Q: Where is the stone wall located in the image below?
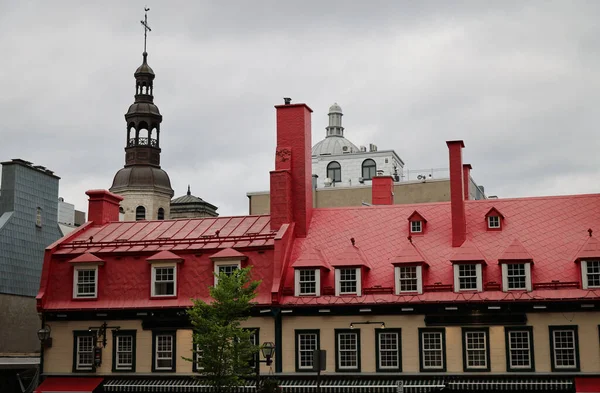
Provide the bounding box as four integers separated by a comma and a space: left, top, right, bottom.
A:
0, 294, 39, 354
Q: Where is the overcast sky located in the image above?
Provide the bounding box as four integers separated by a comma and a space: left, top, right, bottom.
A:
1, 1, 599, 216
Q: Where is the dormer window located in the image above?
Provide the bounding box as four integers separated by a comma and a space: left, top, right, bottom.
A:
407, 211, 427, 235
581, 260, 600, 289
294, 269, 321, 296
69, 252, 104, 300
488, 216, 500, 229
209, 248, 247, 286
147, 251, 184, 298
485, 207, 504, 231
335, 268, 361, 296
501, 263, 532, 291
214, 261, 241, 285
454, 264, 482, 292
394, 265, 423, 294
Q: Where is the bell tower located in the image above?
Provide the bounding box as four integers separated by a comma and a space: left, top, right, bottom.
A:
110, 8, 174, 221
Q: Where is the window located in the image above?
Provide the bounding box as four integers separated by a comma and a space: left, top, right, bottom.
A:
454, 263, 482, 292
335, 268, 361, 296
376, 329, 401, 372
36, 207, 42, 228
248, 329, 259, 371
213, 261, 241, 286
462, 328, 490, 371
505, 327, 534, 371
419, 328, 446, 371
136, 206, 146, 221
395, 265, 423, 294
193, 344, 203, 372
112, 330, 136, 372
502, 263, 531, 291
295, 269, 320, 296
157, 208, 165, 220
410, 220, 422, 233
362, 159, 377, 180
295, 330, 320, 371
73, 266, 98, 298
327, 161, 341, 183
549, 326, 579, 371
152, 331, 176, 371
152, 265, 176, 297
582, 260, 600, 289
488, 216, 500, 228
73, 331, 95, 372
335, 329, 360, 371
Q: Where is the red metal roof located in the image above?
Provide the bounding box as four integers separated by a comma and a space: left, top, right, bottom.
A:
146, 250, 183, 262
282, 194, 600, 305
210, 248, 247, 260
330, 245, 371, 269
68, 252, 104, 264
291, 248, 330, 270
449, 240, 487, 264
390, 242, 428, 265
498, 239, 533, 262
575, 236, 600, 261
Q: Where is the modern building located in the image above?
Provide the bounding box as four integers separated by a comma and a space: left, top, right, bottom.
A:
169, 186, 218, 219
109, 49, 175, 221
247, 103, 485, 215
58, 197, 86, 236
35, 102, 600, 393
0, 159, 63, 392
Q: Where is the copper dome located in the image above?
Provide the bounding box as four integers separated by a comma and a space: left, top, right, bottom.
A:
110, 166, 174, 196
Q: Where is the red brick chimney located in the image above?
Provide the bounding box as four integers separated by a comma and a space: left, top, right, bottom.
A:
462, 164, 472, 201
447, 141, 466, 247
270, 100, 313, 237
372, 175, 394, 205
86, 189, 123, 225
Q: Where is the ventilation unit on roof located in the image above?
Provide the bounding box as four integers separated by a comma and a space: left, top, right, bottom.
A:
369, 144, 378, 152
360, 146, 367, 152
342, 146, 349, 153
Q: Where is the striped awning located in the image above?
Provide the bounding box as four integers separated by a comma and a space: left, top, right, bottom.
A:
279, 379, 402, 393
446, 378, 573, 391
103, 379, 256, 392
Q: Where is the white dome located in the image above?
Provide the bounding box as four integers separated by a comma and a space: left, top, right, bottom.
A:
329, 103, 342, 114
312, 136, 360, 156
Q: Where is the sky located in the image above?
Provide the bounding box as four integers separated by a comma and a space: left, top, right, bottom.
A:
1, 1, 599, 216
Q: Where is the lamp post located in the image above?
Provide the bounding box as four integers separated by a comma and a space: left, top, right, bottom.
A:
256, 342, 275, 390
37, 324, 52, 348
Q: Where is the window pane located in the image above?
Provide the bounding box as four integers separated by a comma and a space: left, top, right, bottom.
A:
507, 264, 527, 290
339, 269, 357, 294
76, 269, 96, 297
378, 332, 399, 369
508, 331, 531, 368
77, 335, 94, 370
299, 270, 317, 295
421, 332, 443, 369
458, 264, 477, 290
154, 267, 175, 296
338, 333, 358, 369
399, 266, 417, 292
299, 333, 318, 369
587, 261, 600, 288
465, 331, 487, 368
156, 335, 173, 369
553, 330, 576, 368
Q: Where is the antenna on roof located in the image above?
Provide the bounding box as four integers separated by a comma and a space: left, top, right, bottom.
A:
589, 228, 593, 237
350, 237, 356, 246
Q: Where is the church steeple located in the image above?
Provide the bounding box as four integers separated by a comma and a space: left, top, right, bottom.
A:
326, 102, 344, 137
123, 8, 163, 167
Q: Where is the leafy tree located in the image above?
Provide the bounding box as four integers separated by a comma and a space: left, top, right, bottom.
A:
187, 267, 261, 392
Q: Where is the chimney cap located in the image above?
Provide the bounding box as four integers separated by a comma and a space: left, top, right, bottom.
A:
283, 97, 292, 105
463, 163, 472, 169
446, 140, 465, 148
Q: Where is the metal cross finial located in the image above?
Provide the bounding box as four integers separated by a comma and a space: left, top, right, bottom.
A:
140, 7, 152, 53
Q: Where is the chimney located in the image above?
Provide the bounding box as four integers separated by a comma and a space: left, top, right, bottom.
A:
462, 164, 472, 201
372, 175, 394, 205
86, 189, 123, 225
270, 100, 313, 237
447, 141, 466, 247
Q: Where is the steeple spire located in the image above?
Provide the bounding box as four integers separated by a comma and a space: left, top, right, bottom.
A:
187, 185, 191, 196
141, 7, 151, 54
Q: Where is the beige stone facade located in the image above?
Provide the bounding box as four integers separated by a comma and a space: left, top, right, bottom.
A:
116, 189, 172, 221
43, 311, 600, 376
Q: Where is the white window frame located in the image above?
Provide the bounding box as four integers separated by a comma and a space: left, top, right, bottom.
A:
377, 330, 401, 370
155, 333, 174, 371
151, 263, 177, 297
581, 260, 600, 289
507, 330, 532, 370
73, 265, 98, 299
115, 335, 134, 370
421, 331, 444, 370
394, 265, 423, 294
213, 260, 242, 286
551, 328, 578, 370
76, 335, 95, 371
464, 330, 488, 369
337, 331, 359, 370
294, 269, 320, 296
297, 332, 319, 370
453, 263, 482, 292
410, 220, 422, 233
502, 263, 532, 292
487, 215, 500, 228
194, 344, 204, 371
335, 268, 361, 296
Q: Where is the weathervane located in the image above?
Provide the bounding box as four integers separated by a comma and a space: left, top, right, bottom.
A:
140, 7, 151, 53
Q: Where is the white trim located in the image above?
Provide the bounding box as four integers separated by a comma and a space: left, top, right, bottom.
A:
213, 260, 242, 286
73, 265, 98, 299
335, 268, 361, 296
453, 264, 460, 293
454, 263, 482, 292
501, 263, 532, 292
337, 331, 359, 370
582, 260, 588, 289
115, 335, 134, 370
501, 264, 508, 292
294, 269, 320, 296
487, 215, 500, 228
410, 220, 422, 233
151, 263, 177, 297
394, 265, 423, 294
377, 331, 400, 370
154, 333, 174, 371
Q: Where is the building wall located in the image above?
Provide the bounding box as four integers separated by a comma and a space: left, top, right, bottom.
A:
249, 180, 451, 215
57, 199, 75, 226
0, 294, 39, 353
117, 189, 172, 221
43, 317, 274, 375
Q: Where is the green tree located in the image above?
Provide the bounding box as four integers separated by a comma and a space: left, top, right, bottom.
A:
187, 267, 261, 392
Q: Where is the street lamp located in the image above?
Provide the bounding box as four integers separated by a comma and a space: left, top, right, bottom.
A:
37, 324, 52, 348
256, 342, 276, 389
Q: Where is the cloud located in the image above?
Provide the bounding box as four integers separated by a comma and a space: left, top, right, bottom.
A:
1, 1, 599, 216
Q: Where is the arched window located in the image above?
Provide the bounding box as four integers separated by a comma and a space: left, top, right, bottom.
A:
327, 161, 341, 183
157, 208, 165, 220
136, 206, 146, 221
362, 159, 377, 180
